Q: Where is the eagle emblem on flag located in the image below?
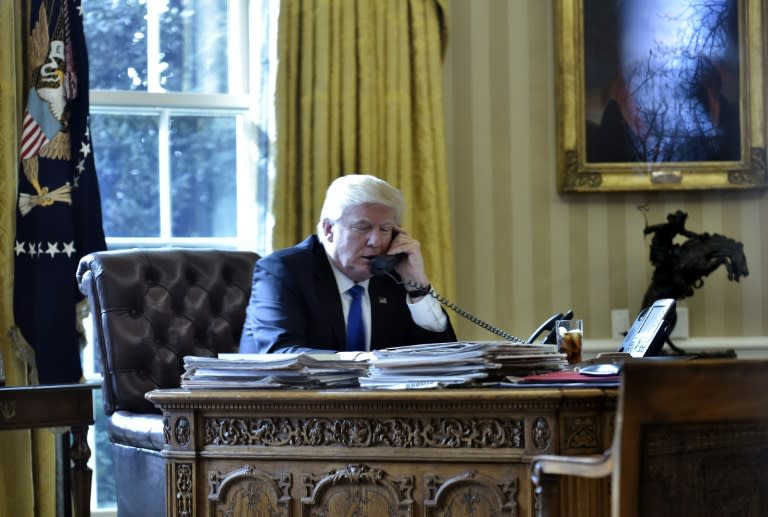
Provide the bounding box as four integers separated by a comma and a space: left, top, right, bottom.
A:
14, 0, 107, 384
19, 2, 78, 216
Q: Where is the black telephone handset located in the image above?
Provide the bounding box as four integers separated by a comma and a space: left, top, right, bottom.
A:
369, 253, 573, 344
526, 309, 574, 344
370, 229, 408, 276
370, 253, 406, 276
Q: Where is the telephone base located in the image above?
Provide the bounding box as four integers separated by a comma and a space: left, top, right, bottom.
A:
575, 351, 701, 375
574, 353, 634, 374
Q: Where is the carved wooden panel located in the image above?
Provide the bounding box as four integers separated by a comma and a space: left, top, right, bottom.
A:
204, 416, 525, 449
207, 465, 291, 517
301, 464, 414, 517
424, 470, 520, 517
165, 412, 195, 450
170, 462, 194, 516
561, 414, 601, 451
640, 421, 768, 517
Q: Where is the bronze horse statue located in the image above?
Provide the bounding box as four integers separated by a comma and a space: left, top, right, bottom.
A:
641, 210, 749, 309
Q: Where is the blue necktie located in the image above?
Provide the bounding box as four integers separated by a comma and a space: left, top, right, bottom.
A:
346, 284, 366, 352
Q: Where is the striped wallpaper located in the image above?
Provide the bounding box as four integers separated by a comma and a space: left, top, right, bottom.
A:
442, 0, 768, 342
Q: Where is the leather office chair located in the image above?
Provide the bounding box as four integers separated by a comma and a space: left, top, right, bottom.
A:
531, 359, 768, 517
76, 248, 258, 517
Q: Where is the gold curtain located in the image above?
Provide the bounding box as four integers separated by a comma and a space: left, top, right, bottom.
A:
273, 0, 455, 299
0, 1, 56, 515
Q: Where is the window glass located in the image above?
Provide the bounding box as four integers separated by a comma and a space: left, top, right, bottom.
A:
86, 0, 232, 93
86, 0, 148, 90
169, 115, 237, 237
90, 113, 160, 237
160, 0, 231, 93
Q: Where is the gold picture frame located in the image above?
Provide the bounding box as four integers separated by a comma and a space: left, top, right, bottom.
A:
555, 0, 767, 192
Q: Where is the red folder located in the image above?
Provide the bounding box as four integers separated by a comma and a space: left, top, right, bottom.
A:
518, 370, 621, 384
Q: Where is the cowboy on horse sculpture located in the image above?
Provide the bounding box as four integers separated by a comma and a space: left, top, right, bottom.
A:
641, 209, 749, 309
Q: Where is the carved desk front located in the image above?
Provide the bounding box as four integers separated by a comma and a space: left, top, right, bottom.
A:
146, 387, 617, 517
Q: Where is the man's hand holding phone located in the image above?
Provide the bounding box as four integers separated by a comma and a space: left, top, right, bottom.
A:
386, 226, 431, 300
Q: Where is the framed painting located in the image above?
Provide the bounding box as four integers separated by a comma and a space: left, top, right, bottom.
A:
555, 0, 767, 192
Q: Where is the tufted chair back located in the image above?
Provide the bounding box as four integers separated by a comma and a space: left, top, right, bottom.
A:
77, 248, 259, 415
76, 247, 259, 517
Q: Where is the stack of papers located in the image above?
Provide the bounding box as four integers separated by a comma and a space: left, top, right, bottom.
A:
360, 341, 568, 389
181, 352, 370, 389
180, 342, 568, 390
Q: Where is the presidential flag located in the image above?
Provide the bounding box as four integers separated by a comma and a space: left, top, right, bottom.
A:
14, 0, 107, 384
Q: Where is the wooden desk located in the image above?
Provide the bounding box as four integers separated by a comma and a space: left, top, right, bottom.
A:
147, 387, 617, 517
0, 383, 97, 517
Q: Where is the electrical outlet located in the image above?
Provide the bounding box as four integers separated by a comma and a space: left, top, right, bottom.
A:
670, 306, 689, 339
611, 309, 630, 340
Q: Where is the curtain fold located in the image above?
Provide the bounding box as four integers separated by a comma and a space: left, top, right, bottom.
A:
0, 1, 58, 515
274, 0, 455, 300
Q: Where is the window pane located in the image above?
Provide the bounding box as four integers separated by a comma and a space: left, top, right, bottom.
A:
92, 390, 116, 507
83, 0, 148, 91
91, 113, 160, 236
84, 0, 232, 93
169, 116, 237, 237
161, 0, 231, 93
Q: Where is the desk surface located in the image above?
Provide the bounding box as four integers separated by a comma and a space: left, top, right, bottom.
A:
147, 384, 616, 401
0, 382, 98, 430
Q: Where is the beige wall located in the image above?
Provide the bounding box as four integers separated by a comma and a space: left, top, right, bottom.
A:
443, 0, 768, 342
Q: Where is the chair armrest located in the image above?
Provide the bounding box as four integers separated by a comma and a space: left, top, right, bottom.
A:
530, 451, 613, 517
532, 450, 613, 480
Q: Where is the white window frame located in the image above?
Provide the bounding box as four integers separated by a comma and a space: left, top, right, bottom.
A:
89, 92, 265, 251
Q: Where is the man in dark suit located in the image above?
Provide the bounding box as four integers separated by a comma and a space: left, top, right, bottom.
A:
240, 174, 456, 353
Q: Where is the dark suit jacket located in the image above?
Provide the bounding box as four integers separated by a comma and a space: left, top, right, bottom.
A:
240, 235, 456, 353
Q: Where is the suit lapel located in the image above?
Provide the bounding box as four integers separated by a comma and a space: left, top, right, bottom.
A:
369, 276, 397, 348
309, 237, 346, 345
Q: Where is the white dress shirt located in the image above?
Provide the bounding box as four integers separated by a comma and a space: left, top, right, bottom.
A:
327, 258, 448, 351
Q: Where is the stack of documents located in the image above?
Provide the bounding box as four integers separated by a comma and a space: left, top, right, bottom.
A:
181, 352, 370, 389
360, 341, 568, 389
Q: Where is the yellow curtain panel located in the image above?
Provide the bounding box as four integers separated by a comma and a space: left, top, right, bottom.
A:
0, 1, 56, 515
274, 0, 455, 299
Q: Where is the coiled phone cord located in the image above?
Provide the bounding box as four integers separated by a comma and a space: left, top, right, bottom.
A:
426, 288, 525, 343
377, 265, 526, 343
